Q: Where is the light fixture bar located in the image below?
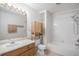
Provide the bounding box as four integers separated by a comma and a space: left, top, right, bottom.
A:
0, 3, 27, 16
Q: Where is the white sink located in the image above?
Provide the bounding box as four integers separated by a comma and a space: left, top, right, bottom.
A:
2, 39, 32, 48
2, 41, 23, 48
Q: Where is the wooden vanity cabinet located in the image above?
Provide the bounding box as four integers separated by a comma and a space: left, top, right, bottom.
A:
21, 47, 36, 56
2, 43, 36, 56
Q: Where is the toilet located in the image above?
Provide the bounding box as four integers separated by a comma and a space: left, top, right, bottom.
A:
37, 44, 46, 56
34, 38, 46, 56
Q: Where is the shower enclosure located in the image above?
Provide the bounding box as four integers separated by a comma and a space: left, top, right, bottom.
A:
47, 10, 79, 56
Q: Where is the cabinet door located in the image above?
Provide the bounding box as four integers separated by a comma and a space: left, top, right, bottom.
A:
21, 47, 36, 56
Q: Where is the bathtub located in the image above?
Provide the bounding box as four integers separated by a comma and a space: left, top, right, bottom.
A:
48, 41, 79, 56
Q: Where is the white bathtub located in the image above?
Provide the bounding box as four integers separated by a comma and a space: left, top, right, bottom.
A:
48, 42, 79, 56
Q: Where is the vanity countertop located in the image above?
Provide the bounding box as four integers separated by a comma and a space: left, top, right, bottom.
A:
0, 39, 35, 55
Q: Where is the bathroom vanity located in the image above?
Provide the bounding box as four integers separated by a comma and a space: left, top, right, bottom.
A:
2, 43, 36, 56
0, 39, 36, 56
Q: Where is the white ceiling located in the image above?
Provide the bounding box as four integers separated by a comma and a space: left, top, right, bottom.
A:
26, 3, 79, 13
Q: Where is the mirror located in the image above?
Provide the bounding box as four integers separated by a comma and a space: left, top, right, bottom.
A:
0, 4, 27, 40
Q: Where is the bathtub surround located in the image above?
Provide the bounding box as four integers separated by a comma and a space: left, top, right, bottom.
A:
49, 9, 79, 56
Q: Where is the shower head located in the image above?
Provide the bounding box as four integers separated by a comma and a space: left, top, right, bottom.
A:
72, 10, 79, 24
72, 15, 79, 22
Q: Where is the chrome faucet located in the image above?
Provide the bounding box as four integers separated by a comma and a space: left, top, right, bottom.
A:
11, 41, 15, 44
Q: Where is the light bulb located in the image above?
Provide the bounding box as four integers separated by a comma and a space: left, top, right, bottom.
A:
8, 3, 12, 7
13, 5, 17, 9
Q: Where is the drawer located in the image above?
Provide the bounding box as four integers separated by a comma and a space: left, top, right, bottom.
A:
21, 47, 36, 56
27, 43, 35, 49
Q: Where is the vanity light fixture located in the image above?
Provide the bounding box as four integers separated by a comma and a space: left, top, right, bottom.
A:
0, 3, 27, 16
7, 3, 12, 7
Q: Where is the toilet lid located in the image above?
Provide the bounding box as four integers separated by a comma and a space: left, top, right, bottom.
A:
38, 44, 46, 49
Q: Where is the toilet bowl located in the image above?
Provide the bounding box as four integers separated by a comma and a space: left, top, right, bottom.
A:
37, 44, 46, 56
